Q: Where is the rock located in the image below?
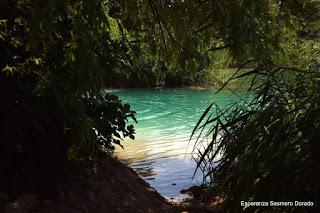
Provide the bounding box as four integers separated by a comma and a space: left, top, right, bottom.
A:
146, 187, 156, 192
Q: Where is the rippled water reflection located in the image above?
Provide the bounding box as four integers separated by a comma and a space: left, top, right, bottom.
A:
112, 88, 248, 200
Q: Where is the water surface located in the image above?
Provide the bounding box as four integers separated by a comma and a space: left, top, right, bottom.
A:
112, 88, 249, 201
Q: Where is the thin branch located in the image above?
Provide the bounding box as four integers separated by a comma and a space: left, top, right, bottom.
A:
195, 21, 215, 34
208, 43, 233, 52
216, 59, 256, 94
148, 0, 166, 47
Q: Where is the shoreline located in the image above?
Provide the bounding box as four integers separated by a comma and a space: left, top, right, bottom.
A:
1, 157, 219, 213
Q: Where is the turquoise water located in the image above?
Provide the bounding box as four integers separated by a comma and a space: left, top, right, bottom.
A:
111, 88, 249, 201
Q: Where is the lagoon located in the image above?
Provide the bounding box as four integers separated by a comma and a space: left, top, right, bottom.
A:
112, 88, 250, 201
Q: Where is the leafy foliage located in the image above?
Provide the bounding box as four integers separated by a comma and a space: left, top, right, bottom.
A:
84, 93, 136, 153
96, 0, 320, 87
190, 1, 320, 210
1, 0, 319, 210
0, 0, 136, 191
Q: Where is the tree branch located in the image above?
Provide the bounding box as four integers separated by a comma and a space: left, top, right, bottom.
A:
208, 43, 233, 52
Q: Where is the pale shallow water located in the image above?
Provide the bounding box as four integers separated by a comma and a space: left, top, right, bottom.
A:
112, 88, 249, 201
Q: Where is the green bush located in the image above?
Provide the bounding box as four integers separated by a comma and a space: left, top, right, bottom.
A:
0, 0, 136, 194
84, 93, 136, 153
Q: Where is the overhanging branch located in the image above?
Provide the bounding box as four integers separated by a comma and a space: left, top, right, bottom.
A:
208, 43, 232, 52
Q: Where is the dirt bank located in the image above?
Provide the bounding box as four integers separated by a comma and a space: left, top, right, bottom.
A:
1, 157, 219, 213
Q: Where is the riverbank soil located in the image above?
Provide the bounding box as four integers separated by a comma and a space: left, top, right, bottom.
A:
0, 157, 220, 213
179, 186, 225, 213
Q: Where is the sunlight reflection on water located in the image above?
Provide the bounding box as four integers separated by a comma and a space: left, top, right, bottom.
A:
112, 88, 249, 200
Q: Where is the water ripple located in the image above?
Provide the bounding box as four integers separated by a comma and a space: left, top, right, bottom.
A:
113, 88, 249, 199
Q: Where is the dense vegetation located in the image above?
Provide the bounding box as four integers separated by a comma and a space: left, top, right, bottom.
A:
192, 64, 320, 211
0, 0, 319, 212
186, 1, 320, 212
0, 0, 137, 194
107, 0, 319, 87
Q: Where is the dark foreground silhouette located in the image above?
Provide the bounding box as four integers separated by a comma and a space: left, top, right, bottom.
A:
1, 157, 221, 213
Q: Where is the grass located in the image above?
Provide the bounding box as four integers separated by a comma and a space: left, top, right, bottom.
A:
207, 68, 257, 89
191, 65, 320, 212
